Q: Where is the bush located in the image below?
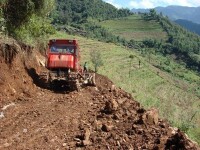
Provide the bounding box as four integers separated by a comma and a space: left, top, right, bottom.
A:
90, 49, 103, 72
3, 0, 55, 37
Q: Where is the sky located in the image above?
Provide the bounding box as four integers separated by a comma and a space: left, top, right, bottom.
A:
103, 0, 200, 9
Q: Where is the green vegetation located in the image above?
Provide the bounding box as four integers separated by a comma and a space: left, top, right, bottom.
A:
99, 15, 167, 41
0, 0, 6, 33
99, 10, 200, 72
50, 0, 132, 48
175, 19, 200, 35
90, 49, 103, 72
51, 0, 131, 25
159, 17, 200, 72
1, 0, 55, 45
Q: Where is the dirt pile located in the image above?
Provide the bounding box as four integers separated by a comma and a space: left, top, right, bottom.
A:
0, 39, 199, 149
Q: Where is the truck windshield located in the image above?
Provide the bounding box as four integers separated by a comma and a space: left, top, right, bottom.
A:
50, 45, 75, 54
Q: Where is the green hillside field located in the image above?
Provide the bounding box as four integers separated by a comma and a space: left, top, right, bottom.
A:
98, 15, 168, 41
51, 32, 200, 144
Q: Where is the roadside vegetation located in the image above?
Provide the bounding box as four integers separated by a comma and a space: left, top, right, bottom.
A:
0, 0, 56, 49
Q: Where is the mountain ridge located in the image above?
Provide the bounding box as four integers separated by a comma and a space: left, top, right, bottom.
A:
175, 19, 200, 35
131, 5, 200, 24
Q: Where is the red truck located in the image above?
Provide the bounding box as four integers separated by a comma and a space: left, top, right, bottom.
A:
41, 39, 95, 91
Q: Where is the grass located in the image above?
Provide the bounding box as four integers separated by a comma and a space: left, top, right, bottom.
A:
98, 15, 168, 41
51, 32, 200, 144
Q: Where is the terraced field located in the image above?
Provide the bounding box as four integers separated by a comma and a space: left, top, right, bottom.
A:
98, 15, 168, 41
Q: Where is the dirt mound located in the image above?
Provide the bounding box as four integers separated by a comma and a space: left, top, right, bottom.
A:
0, 39, 199, 149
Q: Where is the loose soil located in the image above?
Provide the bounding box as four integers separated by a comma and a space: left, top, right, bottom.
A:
0, 38, 199, 149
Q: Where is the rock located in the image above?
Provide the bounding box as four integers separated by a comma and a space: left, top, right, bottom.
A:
0, 112, 4, 119
83, 128, 90, 141
111, 99, 118, 110
143, 108, 159, 125
82, 140, 91, 146
113, 113, 120, 120
159, 122, 166, 128
62, 143, 67, 147
94, 87, 99, 91
23, 128, 28, 133
102, 123, 114, 132
4, 143, 10, 147
2, 102, 15, 110
117, 98, 126, 104
74, 138, 81, 142
165, 131, 199, 150
10, 87, 16, 96
110, 84, 116, 92
94, 120, 102, 131
170, 127, 178, 135
76, 128, 91, 147
104, 99, 118, 113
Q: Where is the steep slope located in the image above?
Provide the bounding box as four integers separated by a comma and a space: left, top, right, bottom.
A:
99, 13, 200, 72
0, 37, 38, 101
52, 32, 200, 144
98, 15, 167, 41
0, 39, 199, 149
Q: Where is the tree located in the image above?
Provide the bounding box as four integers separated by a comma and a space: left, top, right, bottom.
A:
0, 0, 6, 33
3, 0, 55, 34
149, 9, 157, 19
90, 49, 103, 72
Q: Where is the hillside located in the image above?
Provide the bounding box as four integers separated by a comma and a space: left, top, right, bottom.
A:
175, 19, 200, 35
131, 6, 200, 24
50, 0, 131, 25
0, 37, 199, 149
52, 32, 200, 144
99, 13, 200, 72
98, 15, 167, 41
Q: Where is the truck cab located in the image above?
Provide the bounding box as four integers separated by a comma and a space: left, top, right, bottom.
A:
46, 39, 81, 72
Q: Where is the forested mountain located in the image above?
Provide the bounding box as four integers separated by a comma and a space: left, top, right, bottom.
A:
175, 19, 200, 35
51, 0, 131, 25
132, 6, 200, 24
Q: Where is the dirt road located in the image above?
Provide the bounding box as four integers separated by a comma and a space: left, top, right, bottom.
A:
0, 39, 199, 149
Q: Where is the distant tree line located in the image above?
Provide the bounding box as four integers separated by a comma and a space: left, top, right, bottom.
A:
175, 19, 200, 36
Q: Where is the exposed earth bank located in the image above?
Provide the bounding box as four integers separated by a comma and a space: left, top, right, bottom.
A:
0, 38, 199, 149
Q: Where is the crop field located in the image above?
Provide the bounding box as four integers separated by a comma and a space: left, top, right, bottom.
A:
51, 32, 200, 144
98, 15, 168, 41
